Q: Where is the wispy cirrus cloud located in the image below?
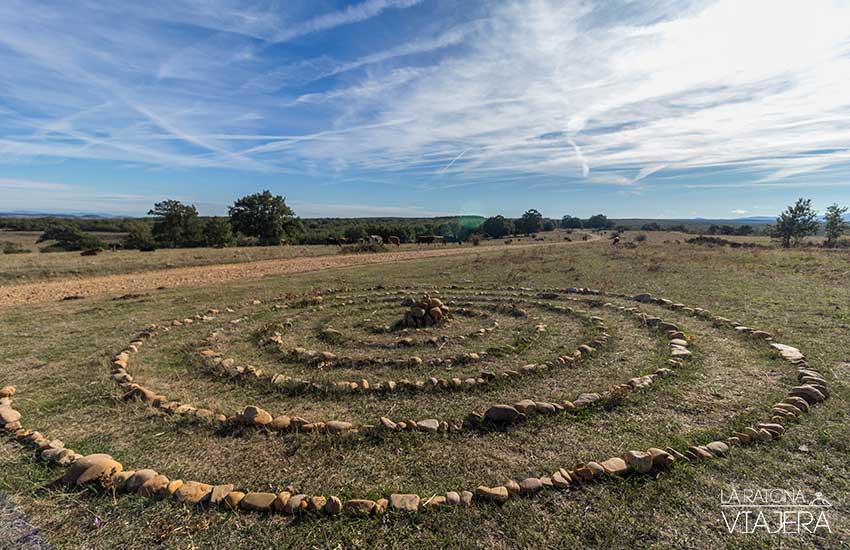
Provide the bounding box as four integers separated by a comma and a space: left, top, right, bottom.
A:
2, 0, 850, 217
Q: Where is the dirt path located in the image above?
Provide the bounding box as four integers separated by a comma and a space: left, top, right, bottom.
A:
0, 239, 597, 308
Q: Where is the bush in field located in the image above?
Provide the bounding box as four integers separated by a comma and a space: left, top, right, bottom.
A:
584, 214, 615, 230
229, 190, 301, 246
123, 222, 156, 251
772, 198, 819, 248
37, 224, 104, 252
149, 200, 203, 248
2, 241, 30, 254
634, 233, 647, 242
203, 218, 232, 247
823, 203, 849, 248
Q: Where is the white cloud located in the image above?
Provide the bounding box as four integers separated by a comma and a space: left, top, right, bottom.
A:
731, 209, 749, 215
289, 201, 455, 217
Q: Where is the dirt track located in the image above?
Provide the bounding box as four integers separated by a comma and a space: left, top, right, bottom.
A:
0, 239, 595, 308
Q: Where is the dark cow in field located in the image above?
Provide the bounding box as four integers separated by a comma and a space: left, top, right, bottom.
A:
416, 235, 445, 244
327, 236, 349, 246
80, 248, 103, 256
612, 236, 621, 246
387, 236, 401, 246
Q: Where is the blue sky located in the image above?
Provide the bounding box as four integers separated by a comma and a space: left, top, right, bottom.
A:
2, 0, 850, 219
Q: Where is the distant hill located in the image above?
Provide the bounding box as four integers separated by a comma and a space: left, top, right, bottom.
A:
0, 211, 114, 219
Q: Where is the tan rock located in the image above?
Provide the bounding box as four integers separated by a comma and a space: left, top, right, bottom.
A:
647, 448, 676, 468
224, 491, 245, 510
272, 491, 291, 512
389, 493, 420, 512
163, 479, 184, 497
519, 478, 542, 495
0, 386, 16, 398
210, 484, 235, 505
474, 485, 509, 503
241, 406, 273, 426
240, 492, 277, 511
174, 481, 213, 504
285, 494, 308, 514
343, 499, 376, 516
0, 406, 21, 425
446, 491, 461, 505
599, 457, 629, 475
126, 469, 158, 494
138, 475, 170, 497
325, 495, 343, 514
62, 453, 123, 485
623, 450, 653, 474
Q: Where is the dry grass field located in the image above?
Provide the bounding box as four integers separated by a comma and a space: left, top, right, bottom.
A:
1, 231, 848, 549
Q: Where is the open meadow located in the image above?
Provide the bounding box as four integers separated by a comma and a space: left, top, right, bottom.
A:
1, 232, 847, 549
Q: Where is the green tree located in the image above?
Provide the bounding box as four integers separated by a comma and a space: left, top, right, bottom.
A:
481, 215, 514, 238
37, 224, 103, 251
773, 198, 819, 248
517, 209, 543, 234
561, 215, 583, 229
542, 219, 556, 231
228, 190, 300, 246
344, 225, 367, 242
123, 221, 155, 250
584, 214, 614, 230
203, 217, 233, 247
823, 203, 849, 247
148, 200, 202, 248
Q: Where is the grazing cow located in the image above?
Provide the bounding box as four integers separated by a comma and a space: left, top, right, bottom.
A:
327, 236, 348, 246
368, 235, 383, 245
387, 236, 401, 246
80, 248, 103, 256
504, 239, 513, 244
416, 235, 444, 244
564, 236, 572, 242
612, 236, 621, 245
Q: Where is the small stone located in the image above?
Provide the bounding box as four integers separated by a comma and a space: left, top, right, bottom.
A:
138, 475, 170, 497
210, 484, 235, 505
474, 485, 509, 503
599, 457, 628, 475
460, 491, 473, 506
0, 386, 15, 398
241, 406, 273, 426
62, 453, 123, 485
270, 415, 291, 430
417, 419, 440, 432
343, 499, 376, 516
446, 491, 460, 505
622, 451, 653, 474
519, 478, 542, 495
174, 481, 213, 504
484, 405, 524, 424
285, 494, 308, 514
126, 469, 158, 493
390, 493, 420, 512
706, 441, 730, 457
325, 495, 343, 514
504, 479, 520, 495
647, 448, 675, 467
224, 491, 245, 510
325, 420, 353, 434
307, 496, 328, 512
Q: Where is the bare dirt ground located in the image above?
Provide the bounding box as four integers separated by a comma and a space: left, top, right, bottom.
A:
0, 239, 596, 308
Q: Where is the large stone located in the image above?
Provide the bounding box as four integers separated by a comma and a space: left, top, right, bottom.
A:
325, 420, 353, 434
417, 419, 440, 432
325, 495, 343, 514
390, 493, 420, 512
343, 499, 376, 516
269, 415, 291, 430
138, 475, 170, 497
484, 405, 524, 424
706, 441, 730, 457
210, 484, 235, 505
307, 496, 328, 512
285, 494, 308, 514
623, 450, 653, 474
62, 454, 123, 485
240, 492, 277, 511
241, 406, 273, 426
174, 481, 213, 504
599, 457, 629, 475
519, 478, 543, 495
223, 491, 245, 510
474, 485, 509, 503
789, 385, 826, 405
126, 469, 159, 493
0, 406, 21, 425
647, 448, 675, 468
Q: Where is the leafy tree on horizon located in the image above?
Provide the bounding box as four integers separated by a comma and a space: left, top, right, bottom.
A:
561, 215, 583, 229
516, 209, 544, 235
773, 198, 819, 248
584, 213, 614, 230
123, 221, 155, 250
148, 199, 202, 248
228, 190, 301, 246
203, 217, 233, 247
823, 203, 849, 248
481, 215, 514, 238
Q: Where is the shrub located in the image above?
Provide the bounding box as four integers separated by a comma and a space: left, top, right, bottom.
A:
2, 241, 30, 254
634, 234, 647, 242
